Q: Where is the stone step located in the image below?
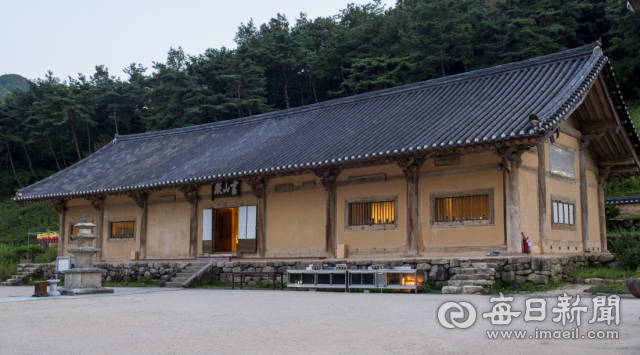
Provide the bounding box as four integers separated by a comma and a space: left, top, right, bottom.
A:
447, 279, 494, 287
451, 274, 493, 281
170, 277, 189, 282
163, 284, 183, 288
183, 267, 203, 272
175, 273, 194, 278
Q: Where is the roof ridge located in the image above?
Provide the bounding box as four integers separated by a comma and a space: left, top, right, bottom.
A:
117, 42, 601, 142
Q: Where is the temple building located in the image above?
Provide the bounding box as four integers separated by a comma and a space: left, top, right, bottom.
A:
14, 42, 639, 261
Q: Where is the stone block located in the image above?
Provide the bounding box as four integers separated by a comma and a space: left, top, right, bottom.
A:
515, 275, 528, 284
473, 280, 494, 286
501, 271, 516, 282
429, 265, 448, 281
598, 254, 615, 263
606, 261, 619, 269
531, 257, 551, 271
431, 259, 449, 265
441, 286, 461, 294
462, 286, 484, 294
527, 273, 548, 285
416, 263, 431, 271
449, 259, 460, 268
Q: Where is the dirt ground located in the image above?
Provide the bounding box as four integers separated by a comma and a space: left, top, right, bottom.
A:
0, 286, 638, 355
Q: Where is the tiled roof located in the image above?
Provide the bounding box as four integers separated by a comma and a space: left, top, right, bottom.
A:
15, 42, 633, 202
606, 196, 640, 205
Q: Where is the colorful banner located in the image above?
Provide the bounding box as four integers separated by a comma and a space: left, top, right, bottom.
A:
36, 232, 59, 243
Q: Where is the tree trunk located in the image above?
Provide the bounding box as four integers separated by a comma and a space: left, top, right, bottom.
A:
283, 70, 290, 110
22, 143, 36, 178
308, 72, 318, 103
46, 135, 61, 171
86, 123, 91, 155
4, 140, 22, 188
68, 110, 82, 161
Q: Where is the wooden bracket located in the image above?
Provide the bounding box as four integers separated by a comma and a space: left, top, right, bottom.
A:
245, 177, 270, 198
178, 185, 200, 205
314, 168, 340, 190
87, 194, 106, 211
127, 191, 149, 208
50, 199, 68, 214
395, 156, 425, 180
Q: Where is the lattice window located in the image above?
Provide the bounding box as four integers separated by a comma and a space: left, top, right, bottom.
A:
435, 194, 491, 223
348, 201, 395, 226
552, 200, 575, 226
110, 221, 135, 239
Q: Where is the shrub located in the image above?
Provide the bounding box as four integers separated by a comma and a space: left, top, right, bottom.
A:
34, 247, 58, 264
610, 234, 640, 270
0, 262, 17, 281
0, 245, 17, 264
11, 245, 46, 261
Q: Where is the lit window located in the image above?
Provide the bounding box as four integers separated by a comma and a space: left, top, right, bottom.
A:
550, 146, 575, 178
552, 200, 575, 226
430, 189, 494, 227
68, 224, 80, 242
349, 201, 395, 227
110, 221, 135, 239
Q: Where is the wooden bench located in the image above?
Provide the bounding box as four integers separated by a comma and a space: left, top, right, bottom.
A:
231, 271, 284, 290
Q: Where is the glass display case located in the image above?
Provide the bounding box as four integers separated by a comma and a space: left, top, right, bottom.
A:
287, 269, 347, 289
287, 266, 426, 293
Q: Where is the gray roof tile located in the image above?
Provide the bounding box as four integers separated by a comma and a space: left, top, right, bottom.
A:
15, 42, 630, 201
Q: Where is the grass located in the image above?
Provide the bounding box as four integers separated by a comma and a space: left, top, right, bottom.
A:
0, 201, 58, 246
588, 283, 629, 293
607, 230, 640, 238
103, 278, 158, 287
567, 267, 640, 280
489, 279, 564, 294
34, 247, 58, 263
0, 262, 17, 281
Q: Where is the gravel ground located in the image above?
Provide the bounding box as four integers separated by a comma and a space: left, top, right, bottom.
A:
0, 286, 638, 354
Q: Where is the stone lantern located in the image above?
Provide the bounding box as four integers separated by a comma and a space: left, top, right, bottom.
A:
61, 214, 113, 295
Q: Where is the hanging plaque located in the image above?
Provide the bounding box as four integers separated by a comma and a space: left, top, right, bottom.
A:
212, 180, 240, 199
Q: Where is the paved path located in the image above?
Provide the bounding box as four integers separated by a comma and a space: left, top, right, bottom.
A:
0, 287, 638, 354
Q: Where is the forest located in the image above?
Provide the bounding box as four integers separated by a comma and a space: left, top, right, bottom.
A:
0, 0, 639, 202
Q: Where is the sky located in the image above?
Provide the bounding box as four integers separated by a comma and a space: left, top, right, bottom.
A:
1, 0, 375, 81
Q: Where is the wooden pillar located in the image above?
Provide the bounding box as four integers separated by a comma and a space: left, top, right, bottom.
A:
179, 185, 200, 259
501, 148, 523, 253
89, 194, 106, 261
52, 199, 67, 257
598, 170, 610, 252
315, 169, 339, 257
579, 141, 589, 252
246, 177, 269, 258
129, 191, 149, 260
396, 157, 425, 256
537, 143, 547, 254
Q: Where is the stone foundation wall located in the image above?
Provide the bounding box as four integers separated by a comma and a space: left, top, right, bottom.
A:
17, 262, 184, 283
18, 254, 619, 287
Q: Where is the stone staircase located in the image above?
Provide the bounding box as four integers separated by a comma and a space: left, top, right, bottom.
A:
441, 262, 500, 295
1, 266, 40, 286
161, 262, 210, 288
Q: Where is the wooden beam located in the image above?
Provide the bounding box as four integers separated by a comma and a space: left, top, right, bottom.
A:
537, 143, 547, 254
396, 157, 426, 256
582, 133, 606, 141
611, 167, 640, 174
51, 199, 67, 258
560, 126, 582, 140
581, 121, 617, 133
598, 73, 640, 171
579, 142, 589, 253
598, 170, 610, 252
88, 194, 106, 261
497, 148, 524, 253
599, 156, 635, 167
315, 169, 339, 257
128, 191, 149, 259
245, 177, 269, 258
